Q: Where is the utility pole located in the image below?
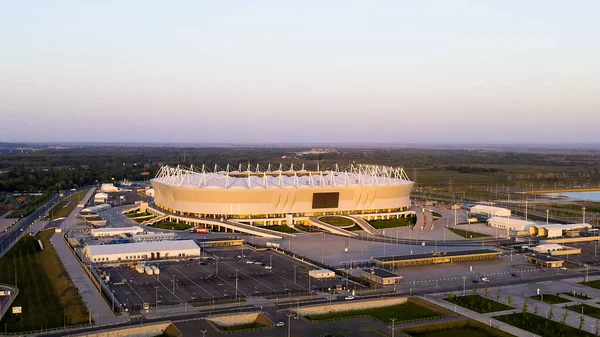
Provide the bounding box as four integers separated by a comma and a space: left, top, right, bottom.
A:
390, 318, 397, 337
235, 269, 239, 300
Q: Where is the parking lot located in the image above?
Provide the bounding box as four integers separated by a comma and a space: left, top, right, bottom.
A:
99, 247, 349, 311
563, 240, 600, 265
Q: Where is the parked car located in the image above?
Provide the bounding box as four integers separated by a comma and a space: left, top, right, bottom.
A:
344, 295, 355, 300
511, 272, 518, 277
481, 277, 490, 283
276, 321, 285, 327
560, 267, 568, 271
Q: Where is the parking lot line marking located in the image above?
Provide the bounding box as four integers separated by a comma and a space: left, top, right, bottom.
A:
169, 264, 215, 298
113, 269, 146, 305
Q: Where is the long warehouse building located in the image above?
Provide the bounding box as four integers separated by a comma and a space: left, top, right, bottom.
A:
84, 240, 201, 263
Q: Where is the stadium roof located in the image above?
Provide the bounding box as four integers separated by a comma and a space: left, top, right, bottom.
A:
85, 240, 199, 256
152, 163, 413, 190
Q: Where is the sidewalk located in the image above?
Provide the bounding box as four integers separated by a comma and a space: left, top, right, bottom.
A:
51, 188, 129, 326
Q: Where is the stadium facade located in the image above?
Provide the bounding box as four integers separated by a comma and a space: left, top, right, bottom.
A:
149, 164, 414, 227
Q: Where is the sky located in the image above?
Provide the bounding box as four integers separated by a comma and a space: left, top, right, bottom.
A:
1, 1, 599, 144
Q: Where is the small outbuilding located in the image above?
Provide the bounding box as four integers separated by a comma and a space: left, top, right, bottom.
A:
360, 268, 403, 285
487, 217, 535, 231
308, 269, 335, 279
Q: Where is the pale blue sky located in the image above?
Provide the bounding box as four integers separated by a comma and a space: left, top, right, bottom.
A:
1, 1, 599, 144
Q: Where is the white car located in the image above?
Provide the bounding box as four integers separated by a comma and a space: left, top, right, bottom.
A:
481, 277, 490, 283
276, 321, 285, 327
344, 296, 355, 300
264, 266, 273, 270
560, 267, 568, 271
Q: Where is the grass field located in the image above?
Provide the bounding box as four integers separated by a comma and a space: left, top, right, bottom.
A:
529, 294, 570, 304
564, 304, 600, 319
369, 217, 416, 229
447, 228, 489, 239
305, 301, 439, 322
403, 320, 515, 337
49, 191, 87, 220
319, 216, 355, 227
495, 312, 594, 337
445, 295, 512, 313
221, 322, 265, 331
124, 212, 151, 218
0, 230, 90, 332
149, 222, 193, 231
561, 291, 592, 300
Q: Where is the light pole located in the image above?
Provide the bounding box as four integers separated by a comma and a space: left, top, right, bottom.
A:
294, 265, 297, 284
463, 276, 466, 296
525, 200, 528, 221
390, 318, 397, 337
286, 313, 292, 337
583, 207, 587, 224
546, 210, 549, 225
155, 286, 159, 315
200, 330, 206, 337
235, 269, 239, 300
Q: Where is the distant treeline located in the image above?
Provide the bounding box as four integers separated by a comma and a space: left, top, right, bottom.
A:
443, 165, 503, 174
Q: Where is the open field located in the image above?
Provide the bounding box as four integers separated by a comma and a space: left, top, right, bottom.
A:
98, 248, 349, 312
561, 291, 592, 300
50, 190, 87, 219
495, 312, 594, 337
580, 280, 600, 289
369, 217, 416, 229
447, 228, 489, 239
403, 320, 515, 337
0, 230, 90, 332
445, 295, 512, 313
305, 301, 440, 322
529, 294, 570, 304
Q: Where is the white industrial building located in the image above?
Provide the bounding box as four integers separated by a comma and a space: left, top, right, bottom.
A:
530, 223, 592, 238
82, 204, 111, 213
470, 205, 511, 217
100, 183, 121, 193
90, 226, 144, 237
308, 269, 335, 279
487, 217, 535, 231
131, 232, 176, 242
94, 192, 108, 204
84, 240, 201, 263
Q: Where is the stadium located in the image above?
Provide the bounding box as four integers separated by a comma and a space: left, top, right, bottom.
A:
146, 164, 414, 237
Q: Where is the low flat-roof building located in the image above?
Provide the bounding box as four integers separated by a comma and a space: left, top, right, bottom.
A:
525, 254, 563, 268
360, 268, 402, 285
94, 192, 108, 204
131, 232, 176, 242
84, 240, 201, 263
372, 249, 501, 268
531, 244, 581, 256
90, 226, 144, 237
82, 204, 111, 213
308, 269, 335, 279
195, 238, 244, 248
86, 216, 107, 226
530, 223, 592, 238
487, 217, 535, 231
470, 205, 511, 217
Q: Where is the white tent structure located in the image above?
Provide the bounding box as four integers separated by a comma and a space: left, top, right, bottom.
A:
487, 217, 535, 231
471, 205, 511, 217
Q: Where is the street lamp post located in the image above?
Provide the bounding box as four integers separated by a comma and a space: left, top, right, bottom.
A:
390, 318, 397, 337
463, 276, 466, 296
546, 210, 549, 225
583, 207, 587, 224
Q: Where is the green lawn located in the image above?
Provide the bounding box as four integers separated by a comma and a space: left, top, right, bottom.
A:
445, 295, 513, 313
431, 211, 443, 218
447, 227, 489, 239
561, 292, 592, 300
530, 294, 570, 304
404, 320, 515, 337
564, 304, 600, 319
495, 312, 594, 337
149, 222, 193, 231
319, 216, 355, 227
369, 217, 416, 229
263, 225, 299, 233
49, 191, 87, 220
580, 280, 600, 289
0, 230, 90, 332
124, 212, 150, 218
220, 322, 265, 331
306, 301, 439, 322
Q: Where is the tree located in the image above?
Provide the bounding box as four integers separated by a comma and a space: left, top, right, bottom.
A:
522, 300, 529, 314
496, 289, 501, 301
580, 315, 585, 331
484, 286, 489, 298
507, 295, 512, 307
534, 306, 538, 315
561, 311, 569, 325
472, 287, 478, 295
548, 307, 555, 320
595, 319, 599, 336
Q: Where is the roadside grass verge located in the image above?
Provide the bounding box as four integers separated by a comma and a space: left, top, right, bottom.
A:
0, 230, 90, 332
49, 191, 87, 220
149, 222, 193, 231
561, 291, 592, 300
580, 280, 600, 290
369, 217, 416, 229
445, 294, 512, 313
305, 301, 440, 322
447, 228, 489, 239
495, 312, 594, 337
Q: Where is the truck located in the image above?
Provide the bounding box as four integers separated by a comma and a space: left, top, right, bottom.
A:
145, 266, 153, 275
191, 228, 210, 234
135, 264, 146, 273
151, 265, 160, 275
266, 242, 280, 248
